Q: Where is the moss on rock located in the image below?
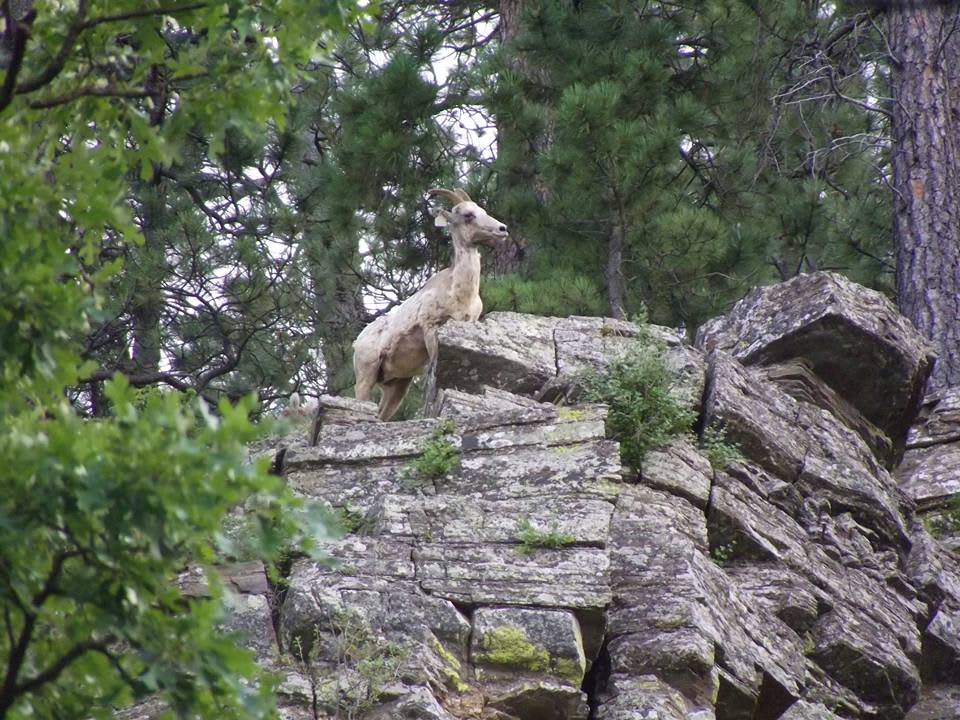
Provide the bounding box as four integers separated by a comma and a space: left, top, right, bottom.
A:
478, 626, 550, 673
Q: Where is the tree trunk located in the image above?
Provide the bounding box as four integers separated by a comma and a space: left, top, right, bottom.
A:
320, 276, 366, 396
607, 220, 626, 320
129, 65, 170, 377
890, 3, 960, 392
493, 0, 541, 276
130, 188, 165, 375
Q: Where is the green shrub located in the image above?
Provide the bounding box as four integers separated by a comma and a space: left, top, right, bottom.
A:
581, 339, 696, 468
699, 424, 744, 470
924, 510, 960, 539
405, 419, 460, 482
411, 438, 459, 478
332, 506, 370, 535
515, 517, 577, 554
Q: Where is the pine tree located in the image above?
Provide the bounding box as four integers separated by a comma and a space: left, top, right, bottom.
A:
483, 1, 894, 329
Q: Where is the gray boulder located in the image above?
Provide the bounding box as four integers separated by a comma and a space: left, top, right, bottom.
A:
696, 271, 933, 453
703, 350, 910, 546
426, 312, 704, 412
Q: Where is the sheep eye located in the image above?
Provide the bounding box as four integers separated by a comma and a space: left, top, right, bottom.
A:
462, 211, 475, 222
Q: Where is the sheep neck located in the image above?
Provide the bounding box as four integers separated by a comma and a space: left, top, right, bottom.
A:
450, 239, 482, 305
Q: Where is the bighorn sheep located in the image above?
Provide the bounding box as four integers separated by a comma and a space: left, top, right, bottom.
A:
353, 188, 509, 420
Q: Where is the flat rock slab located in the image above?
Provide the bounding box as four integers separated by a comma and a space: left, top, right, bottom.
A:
283, 400, 618, 516
177, 561, 277, 662
710, 465, 924, 706
279, 539, 473, 699
607, 484, 805, 714
641, 438, 714, 510
485, 681, 589, 720
427, 312, 703, 410
779, 701, 844, 719
696, 271, 933, 447
370, 493, 614, 547
763, 359, 894, 467
922, 599, 960, 683
415, 542, 612, 609
430, 385, 558, 422
429, 311, 559, 398
905, 684, 960, 719
596, 674, 714, 720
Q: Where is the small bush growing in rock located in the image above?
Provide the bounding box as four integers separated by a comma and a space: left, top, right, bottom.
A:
293, 611, 407, 719
404, 420, 460, 482
699, 425, 744, 470
710, 538, 739, 564
515, 517, 577, 554
332, 506, 371, 535
923, 510, 960, 540
581, 338, 695, 468
411, 438, 459, 478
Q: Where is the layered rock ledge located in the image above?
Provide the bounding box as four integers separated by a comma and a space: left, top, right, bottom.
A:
120, 272, 960, 720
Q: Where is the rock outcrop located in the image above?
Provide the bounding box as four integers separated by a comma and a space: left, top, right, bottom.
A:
120, 272, 960, 720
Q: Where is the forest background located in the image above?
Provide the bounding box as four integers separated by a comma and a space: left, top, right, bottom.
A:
1, 0, 958, 717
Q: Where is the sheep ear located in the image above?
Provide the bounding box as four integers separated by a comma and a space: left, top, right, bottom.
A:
430, 207, 451, 227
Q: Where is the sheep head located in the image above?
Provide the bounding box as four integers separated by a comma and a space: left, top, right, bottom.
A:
427, 188, 508, 248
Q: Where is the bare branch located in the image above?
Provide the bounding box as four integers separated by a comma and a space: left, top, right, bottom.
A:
14, 0, 88, 96
28, 83, 150, 109
12, 640, 107, 697
79, 2, 208, 31
0, 2, 34, 113
0, 551, 78, 715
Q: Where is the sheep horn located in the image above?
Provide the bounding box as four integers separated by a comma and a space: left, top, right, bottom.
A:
427, 188, 464, 205
454, 187, 472, 203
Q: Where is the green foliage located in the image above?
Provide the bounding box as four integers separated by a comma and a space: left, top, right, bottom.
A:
0, 379, 328, 719
0, 2, 361, 716
433, 417, 457, 436
923, 510, 960, 540
482, 270, 607, 317
699, 425, 745, 470
514, 517, 577, 554
710, 538, 740, 565
409, 437, 460, 480
485, 1, 894, 325
581, 340, 696, 468
332, 506, 371, 535
404, 420, 460, 482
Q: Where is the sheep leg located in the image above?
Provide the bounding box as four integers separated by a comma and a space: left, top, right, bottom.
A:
353, 350, 379, 402
378, 376, 413, 421
355, 373, 377, 403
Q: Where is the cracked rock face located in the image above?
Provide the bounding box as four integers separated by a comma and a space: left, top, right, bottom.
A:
425, 313, 702, 414
897, 388, 960, 549
695, 271, 933, 453
116, 275, 960, 720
